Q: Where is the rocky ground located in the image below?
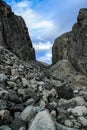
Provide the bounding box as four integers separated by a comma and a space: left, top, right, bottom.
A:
0, 45, 87, 130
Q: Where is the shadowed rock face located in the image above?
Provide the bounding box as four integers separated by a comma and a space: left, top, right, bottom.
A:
52, 8, 87, 74
0, 0, 35, 61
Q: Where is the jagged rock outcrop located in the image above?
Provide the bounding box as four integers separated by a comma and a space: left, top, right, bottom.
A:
52, 9, 87, 75
0, 0, 35, 61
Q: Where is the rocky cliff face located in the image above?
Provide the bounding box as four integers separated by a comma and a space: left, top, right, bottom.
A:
0, 0, 35, 61
69, 9, 87, 74
52, 32, 71, 64
52, 9, 87, 75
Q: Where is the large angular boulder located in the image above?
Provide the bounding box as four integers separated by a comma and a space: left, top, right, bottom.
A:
29, 110, 56, 130
0, 0, 35, 61
49, 59, 87, 89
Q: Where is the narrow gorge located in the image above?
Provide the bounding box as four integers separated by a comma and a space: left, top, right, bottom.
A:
0, 0, 87, 130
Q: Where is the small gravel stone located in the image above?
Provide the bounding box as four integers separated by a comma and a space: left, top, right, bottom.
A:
64, 119, 73, 127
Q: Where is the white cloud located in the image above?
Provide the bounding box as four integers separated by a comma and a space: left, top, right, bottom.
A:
15, 1, 30, 8
11, 0, 58, 40
38, 52, 52, 64
33, 41, 52, 51
46, 53, 52, 58
37, 37, 46, 41
31, 21, 54, 29
12, 0, 31, 7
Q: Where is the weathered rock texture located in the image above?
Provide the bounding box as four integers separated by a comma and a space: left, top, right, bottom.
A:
69, 9, 87, 74
1, 44, 87, 130
52, 32, 71, 64
52, 9, 87, 75
0, 0, 35, 61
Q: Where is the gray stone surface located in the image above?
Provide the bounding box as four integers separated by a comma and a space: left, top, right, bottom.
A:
52, 9, 87, 75
21, 106, 38, 121
78, 116, 87, 127
29, 110, 56, 130
64, 120, 73, 127
0, 0, 35, 61
0, 125, 11, 130
68, 106, 87, 117
0, 73, 7, 82
52, 32, 70, 64
69, 9, 87, 74
56, 122, 78, 130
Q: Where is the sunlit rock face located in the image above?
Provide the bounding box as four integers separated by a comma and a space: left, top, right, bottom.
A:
0, 0, 35, 61
52, 8, 87, 74
52, 32, 71, 64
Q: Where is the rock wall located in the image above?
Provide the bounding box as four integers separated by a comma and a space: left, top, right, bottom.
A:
52, 32, 71, 64
0, 0, 35, 61
69, 9, 87, 74
52, 8, 87, 74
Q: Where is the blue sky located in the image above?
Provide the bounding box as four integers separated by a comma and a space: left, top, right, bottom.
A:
4, 0, 87, 64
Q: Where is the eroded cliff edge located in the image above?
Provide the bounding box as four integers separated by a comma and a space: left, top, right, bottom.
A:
52, 9, 87, 75
0, 0, 35, 61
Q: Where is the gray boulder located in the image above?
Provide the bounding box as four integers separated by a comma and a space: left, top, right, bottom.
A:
29, 110, 56, 130
49, 59, 87, 89
0, 125, 11, 130
21, 106, 38, 122
56, 122, 78, 130
57, 84, 73, 100
0, 0, 35, 61
68, 106, 87, 117
0, 73, 7, 82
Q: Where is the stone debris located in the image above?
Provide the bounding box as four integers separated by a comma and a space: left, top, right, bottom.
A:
0, 44, 87, 130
